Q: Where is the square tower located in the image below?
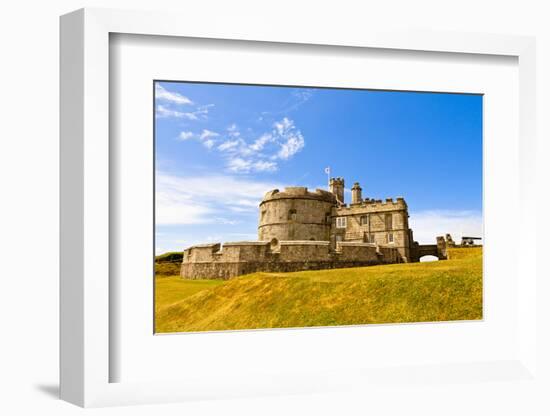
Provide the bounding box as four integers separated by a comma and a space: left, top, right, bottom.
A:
329, 177, 345, 205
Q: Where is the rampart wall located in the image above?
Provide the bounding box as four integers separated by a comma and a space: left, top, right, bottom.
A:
180, 240, 400, 280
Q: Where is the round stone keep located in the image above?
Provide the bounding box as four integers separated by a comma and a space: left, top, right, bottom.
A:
258, 187, 336, 242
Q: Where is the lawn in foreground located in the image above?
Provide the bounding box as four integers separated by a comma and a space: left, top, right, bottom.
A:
155, 277, 225, 317
155, 247, 482, 333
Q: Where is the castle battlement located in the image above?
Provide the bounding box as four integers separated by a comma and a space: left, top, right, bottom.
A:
336, 198, 407, 212
181, 238, 400, 280
261, 187, 336, 204
278, 240, 331, 246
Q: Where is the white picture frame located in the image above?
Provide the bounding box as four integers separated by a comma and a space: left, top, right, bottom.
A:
60, 7, 539, 408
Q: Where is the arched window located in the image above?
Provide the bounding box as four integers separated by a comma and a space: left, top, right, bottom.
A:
288, 209, 297, 221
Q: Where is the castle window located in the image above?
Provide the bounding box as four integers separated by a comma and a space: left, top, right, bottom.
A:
366, 233, 375, 243
385, 213, 393, 230
288, 209, 297, 221
336, 217, 347, 228
360, 215, 369, 226
387, 232, 394, 244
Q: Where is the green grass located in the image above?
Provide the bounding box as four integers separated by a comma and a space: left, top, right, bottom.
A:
155, 247, 482, 333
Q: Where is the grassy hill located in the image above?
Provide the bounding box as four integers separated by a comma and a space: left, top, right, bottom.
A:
155, 247, 482, 333
155, 251, 183, 277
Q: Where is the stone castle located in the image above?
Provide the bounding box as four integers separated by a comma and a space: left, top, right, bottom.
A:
181, 178, 450, 280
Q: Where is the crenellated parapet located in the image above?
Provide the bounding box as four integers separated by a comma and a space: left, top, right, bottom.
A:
336, 196, 407, 212
261, 187, 336, 204
181, 239, 400, 280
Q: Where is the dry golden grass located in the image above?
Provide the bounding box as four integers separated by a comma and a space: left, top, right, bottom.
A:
155, 277, 224, 317
155, 247, 482, 333
155, 262, 181, 277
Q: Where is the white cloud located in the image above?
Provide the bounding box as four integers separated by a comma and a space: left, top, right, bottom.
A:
227, 123, 240, 137
155, 84, 193, 105
155, 172, 285, 225
200, 129, 220, 140
203, 139, 216, 149
178, 131, 194, 140
171, 117, 305, 174
156, 103, 213, 120
249, 133, 273, 152
274, 117, 293, 135
176, 129, 219, 148
271, 117, 305, 160
226, 158, 278, 173
217, 139, 242, 152
276, 130, 305, 160
292, 89, 313, 101
226, 157, 253, 173
156, 105, 199, 120
252, 160, 278, 172
409, 210, 483, 245
199, 129, 220, 149
261, 89, 314, 116
155, 189, 214, 225
214, 217, 240, 225
217, 117, 305, 172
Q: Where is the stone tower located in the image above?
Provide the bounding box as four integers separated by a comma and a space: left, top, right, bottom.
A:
329, 177, 345, 204
258, 187, 336, 242
351, 182, 362, 204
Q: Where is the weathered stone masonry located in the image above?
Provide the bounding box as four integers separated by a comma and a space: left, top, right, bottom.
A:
181, 177, 447, 280
180, 240, 400, 280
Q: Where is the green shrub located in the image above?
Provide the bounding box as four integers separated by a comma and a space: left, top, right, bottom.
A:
155, 251, 183, 263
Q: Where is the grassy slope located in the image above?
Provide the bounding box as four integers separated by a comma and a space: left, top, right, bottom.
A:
155, 277, 225, 316
155, 247, 482, 333
155, 262, 181, 277
155, 251, 183, 277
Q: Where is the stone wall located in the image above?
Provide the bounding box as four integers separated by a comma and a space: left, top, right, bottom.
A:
331, 197, 412, 261
409, 236, 450, 261
180, 240, 400, 280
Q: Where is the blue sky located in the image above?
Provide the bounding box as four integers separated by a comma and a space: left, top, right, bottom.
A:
155, 81, 482, 253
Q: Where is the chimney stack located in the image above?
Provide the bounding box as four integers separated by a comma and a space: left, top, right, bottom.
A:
351, 182, 362, 204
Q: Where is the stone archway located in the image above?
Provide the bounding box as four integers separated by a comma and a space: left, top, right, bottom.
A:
416, 244, 446, 260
